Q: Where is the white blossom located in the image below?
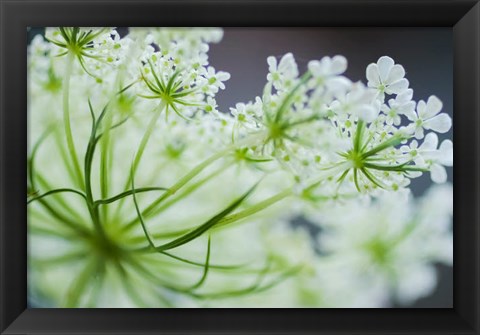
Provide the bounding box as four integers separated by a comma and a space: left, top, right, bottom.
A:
366, 56, 409, 101
403, 95, 452, 139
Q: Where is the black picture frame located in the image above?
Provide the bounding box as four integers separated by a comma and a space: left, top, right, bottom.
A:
1, 0, 479, 334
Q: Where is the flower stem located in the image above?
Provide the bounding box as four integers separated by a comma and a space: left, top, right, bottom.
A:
84, 128, 108, 241
114, 102, 166, 216
121, 132, 271, 232
214, 188, 293, 229
146, 163, 230, 219
63, 53, 85, 189
99, 114, 112, 223
132, 102, 166, 184
100, 47, 140, 224
121, 148, 229, 232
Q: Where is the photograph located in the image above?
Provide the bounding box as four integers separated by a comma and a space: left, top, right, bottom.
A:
27, 27, 453, 308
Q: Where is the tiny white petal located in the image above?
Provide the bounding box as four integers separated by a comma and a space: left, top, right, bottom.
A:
396, 88, 413, 103
423, 113, 452, 133
377, 56, 395, 82
423, 95, 443, 119
330, 55, 347, 75
398, 101, 416, 115
403, 106, 418, 121
439, 140, 453, 166
366, 63, 380, 85
356, 105, 379, 122
279, 53, 295, 70
421, 132, 439, 151
267, 56, 277, 72
415, 126, 425, 139
416, 100, 427, 118
386, 64, 405, 84
326, 76, 351, 93
217, 71, 231, 81
431, 164, 447, 183
308, 60, 321, 77
385, 78, 409, 95
408, 170, 423, 178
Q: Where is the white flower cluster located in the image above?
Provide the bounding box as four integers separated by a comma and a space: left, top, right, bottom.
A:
229, 54, 453, 197
27, 27, 453, 308
133, 28, 230, 120
210, 185, 453, 308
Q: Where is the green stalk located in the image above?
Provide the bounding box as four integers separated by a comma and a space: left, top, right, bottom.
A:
121, 148, 229, 232
129, 102, 166, 188
354, 120, 364, 153
99, 113, 112, 223
114, 102, 166, 216
214, 188, 293, 229
64, 260, 98, 307
35, 174, 86, 224
63, 53, 85, 189
84, 128, 108, 241
28, 129, 89, 236
145, 163, 229, 219
27, 188, 86, 205
361, 134, 405, 159
100, 44, 140, 224
274, 71, 312, 123
53, 128, 78, 186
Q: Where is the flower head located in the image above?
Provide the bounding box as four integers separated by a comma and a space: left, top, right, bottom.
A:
366, 56, 409, 101
45, 27, 119, 77
403, 95, 452, 139
137, 30, 229, 120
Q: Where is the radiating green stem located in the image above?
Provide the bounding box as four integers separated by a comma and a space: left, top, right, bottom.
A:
120, 131, 268, 229
64, 260, 98, 307
63, 53, 85, 189
354, 120, 364, 152
129, 102, 166, 188
27, 188, 86, 204
85, 128, 108, 241
122, 148, 229, 232
145, 163, 229, 219
99, 113, 112, 223
53, 127, 78, 185
99, 47, 139, 224
28, 129, 89, 236
214, 188, 293, 229
35, 174, 86, 224
114, 102, 166, 217
274, 71, 312, 123
94, 187, 167, 207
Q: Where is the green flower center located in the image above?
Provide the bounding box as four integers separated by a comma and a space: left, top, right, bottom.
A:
347, 149, 365, 169
365, 238, 390, 265
268, 122, 285, 140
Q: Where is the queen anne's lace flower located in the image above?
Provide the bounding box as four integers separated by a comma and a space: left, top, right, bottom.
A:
308, 55, 350, 93
45, 27, 123, 78
225, 51, 452, 197
381, 89, 415, 126
135, 30, 229, 121
267, 53, 299, 91
401, 133, 453, 183
403, 95, 452, 139
28, 27, 453, 308
310, 185, 453, 306
366, 56, 409, 100
329, 82, 379, 122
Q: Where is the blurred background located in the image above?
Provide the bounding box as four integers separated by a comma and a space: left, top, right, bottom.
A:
28, 27, 453, 307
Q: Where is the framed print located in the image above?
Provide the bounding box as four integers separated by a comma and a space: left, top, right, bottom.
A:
1, 0, 479, 334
